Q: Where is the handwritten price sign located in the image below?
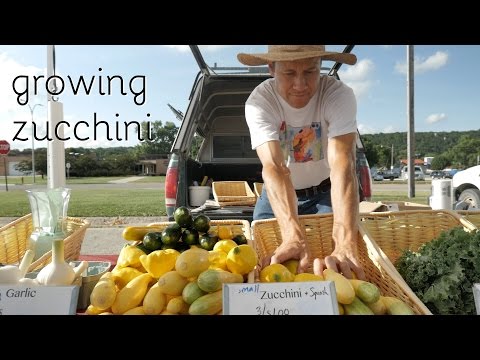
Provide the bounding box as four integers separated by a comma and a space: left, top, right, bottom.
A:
223, 281, 339, 315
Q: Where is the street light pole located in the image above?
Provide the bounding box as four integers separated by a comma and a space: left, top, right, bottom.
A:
391, 144, 394, 170
28, 103, 43, 183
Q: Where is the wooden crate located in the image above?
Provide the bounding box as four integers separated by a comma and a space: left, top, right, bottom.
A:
253, 182, 263, 198
212, 181, 256, 206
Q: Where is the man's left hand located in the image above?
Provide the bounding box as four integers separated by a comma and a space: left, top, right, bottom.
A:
313, 250, 365, 280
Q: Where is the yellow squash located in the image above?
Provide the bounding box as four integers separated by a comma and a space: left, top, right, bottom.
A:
111, 273, 152, 314
139, 249, 179, 278
323, 269, 355, 305
90, 276, 117, 310
143, 283, 167, 315
259, 264, 295, 283
226, 244, 257, 275
122, 226, 165, 241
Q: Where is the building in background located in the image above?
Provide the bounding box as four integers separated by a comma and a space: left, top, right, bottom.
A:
135, 154, 170, 175
424, 156, 434, 173
0, 155, 31, 176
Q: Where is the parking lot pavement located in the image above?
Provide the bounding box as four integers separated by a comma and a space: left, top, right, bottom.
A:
80, 216, 168, 255
81, 227, 126, 255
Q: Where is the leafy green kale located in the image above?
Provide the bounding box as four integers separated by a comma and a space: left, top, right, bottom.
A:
395, 227, 480, 315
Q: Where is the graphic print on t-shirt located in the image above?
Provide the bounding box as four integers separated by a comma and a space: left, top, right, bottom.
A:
279, 121, 323, 163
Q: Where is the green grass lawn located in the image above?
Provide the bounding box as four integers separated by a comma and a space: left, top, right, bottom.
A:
0, 188, 166, 217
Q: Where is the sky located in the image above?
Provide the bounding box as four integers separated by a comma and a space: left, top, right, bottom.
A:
1, 45, 480, 151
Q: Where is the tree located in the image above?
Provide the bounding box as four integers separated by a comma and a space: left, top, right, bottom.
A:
14, 159, 32, 174
375, 145, 392, 168
136, 120, 178, 155
362, 138, 378, 168
189, 134, 204, 160
13, 148, 47, 176
431, 154, 450, 170
34, 149, 48, 176
446, 136, 480, 168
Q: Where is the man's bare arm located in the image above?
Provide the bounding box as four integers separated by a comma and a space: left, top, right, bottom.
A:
256, 140, 310, 272
315, 132, 365, 279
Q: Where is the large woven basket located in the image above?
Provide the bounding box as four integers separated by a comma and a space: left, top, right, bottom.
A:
358, 209, 478, 314
212, 181, 256, 206
0, 214, 90, 272
455, 210, 480, 228
251, 213, 431, 315
147, 219, 255, 283
359, 209, 478, 268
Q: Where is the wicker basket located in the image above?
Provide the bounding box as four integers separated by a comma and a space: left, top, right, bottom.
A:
147, 219, 255, 283
252, 213, 431, 315
358, 209, 478, 314
0, 214, 90, 272
456, 210, 480, 228
359, 209, 478, 268
212, 181, 256, 206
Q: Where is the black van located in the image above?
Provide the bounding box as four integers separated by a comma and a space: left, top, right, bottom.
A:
165, 45, 373, 220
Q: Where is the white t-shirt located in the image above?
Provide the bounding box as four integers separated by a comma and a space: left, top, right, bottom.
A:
245, 75, 357, 190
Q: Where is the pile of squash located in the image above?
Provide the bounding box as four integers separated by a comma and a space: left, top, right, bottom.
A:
85, 238, 257, 315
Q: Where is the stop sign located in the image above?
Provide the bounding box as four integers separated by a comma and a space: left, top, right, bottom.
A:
0, 140, 10, 156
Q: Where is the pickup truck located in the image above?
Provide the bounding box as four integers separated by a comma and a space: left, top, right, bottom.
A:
376, 170, 399, 181
452, 165, 480, 209
164, 45, 373, 221
377, 170, 398, 181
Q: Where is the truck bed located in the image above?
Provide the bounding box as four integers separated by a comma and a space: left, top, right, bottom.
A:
184, 160, 262, 221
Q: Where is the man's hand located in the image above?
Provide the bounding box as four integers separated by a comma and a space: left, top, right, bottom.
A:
313, 247, 365, 280
255, 141, 312, 273
267, 240, 311, 273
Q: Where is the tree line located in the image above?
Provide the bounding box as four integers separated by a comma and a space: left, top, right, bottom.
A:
10, 123, 480, 176
12, 120, 179, 177
362, 129, 480, 170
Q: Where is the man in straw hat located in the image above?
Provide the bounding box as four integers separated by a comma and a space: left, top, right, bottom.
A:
238, 45, 365, 280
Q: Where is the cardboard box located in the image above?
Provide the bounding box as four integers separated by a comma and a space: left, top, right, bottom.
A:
359, 201, 431, 213
382, 201, 431, 211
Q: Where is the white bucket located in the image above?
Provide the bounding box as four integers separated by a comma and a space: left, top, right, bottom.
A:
429, 179, 453, 210
189, 186, 211, 207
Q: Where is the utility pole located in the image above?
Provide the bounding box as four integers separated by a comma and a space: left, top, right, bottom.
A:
28, 103, 43, 183
407, 45, 415, 198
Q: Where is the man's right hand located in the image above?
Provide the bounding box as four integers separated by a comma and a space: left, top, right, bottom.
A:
268, 239, 311, 273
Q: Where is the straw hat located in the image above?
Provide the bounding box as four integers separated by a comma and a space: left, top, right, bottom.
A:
237, 45, 357, 66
